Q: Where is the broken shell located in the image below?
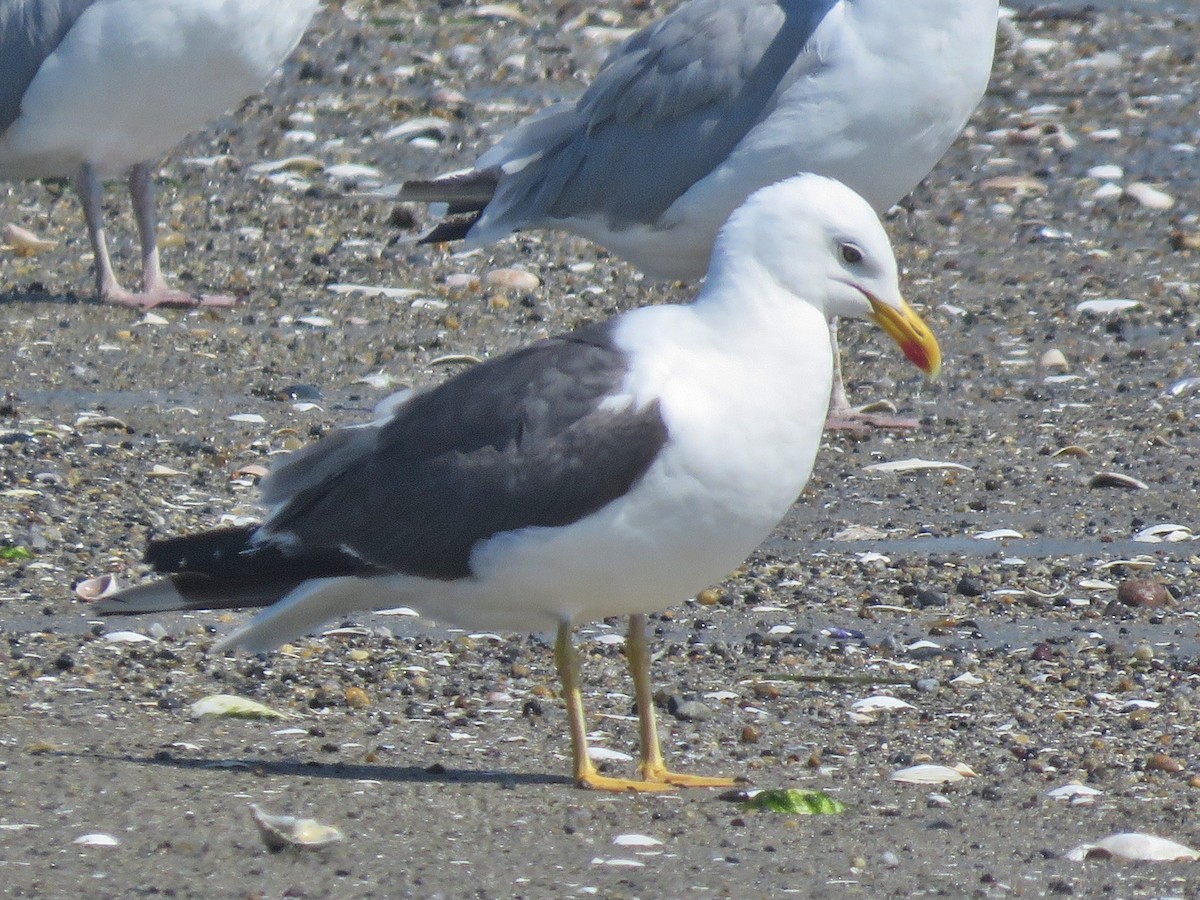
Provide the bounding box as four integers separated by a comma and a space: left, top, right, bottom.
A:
3, 222, 57, 255
864, 458, 973, 474
1051, 445, 1091, 458
974, 528, 1023, 540
613, 834, 663, 848
1123, 182, 1174, 210
1075, 298, 1139, 315
1089, 472, 1148, 491
1038, 348, 1068, 371
103, 631, 157, 644
891, 763, 976, 784
1065, 833, 1199, 863
251, 805, 344, 851
1132, 523, 1193, 543
190, 694, 290, 719
73, 833, 120, 847
75, 574, 121, 601
1047, 784, 1102, 802
851, 695, 916, 713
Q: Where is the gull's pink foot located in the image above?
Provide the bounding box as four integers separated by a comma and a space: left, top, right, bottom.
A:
101, 287, 237, 310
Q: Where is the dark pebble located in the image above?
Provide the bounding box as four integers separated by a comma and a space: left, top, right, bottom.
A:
956, 576, 986, 597
914, 588, 949, 609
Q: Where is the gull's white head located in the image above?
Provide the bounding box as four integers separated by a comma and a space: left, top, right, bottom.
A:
711, 174, 941, 376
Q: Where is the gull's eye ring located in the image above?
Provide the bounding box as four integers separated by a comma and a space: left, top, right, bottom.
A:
840, 243, 863, 264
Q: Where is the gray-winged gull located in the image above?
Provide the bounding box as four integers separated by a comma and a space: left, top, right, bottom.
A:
96, 174, 941, 791
398, 0, 995, 428
0, 0, 318, 307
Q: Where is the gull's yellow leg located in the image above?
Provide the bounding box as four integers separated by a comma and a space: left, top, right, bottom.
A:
628, 613, 739, 788
554, 621, 672, 792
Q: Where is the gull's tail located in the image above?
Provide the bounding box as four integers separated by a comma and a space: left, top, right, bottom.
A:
395, 169, 499, 243
94, 525, 380, 617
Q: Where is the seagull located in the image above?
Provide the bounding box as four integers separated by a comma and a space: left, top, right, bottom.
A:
0, 0, 319, 308
95, 175, 941, 791
397, 0, 995, 429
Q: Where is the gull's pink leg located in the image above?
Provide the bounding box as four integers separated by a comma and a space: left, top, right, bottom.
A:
824, 317, 922, 433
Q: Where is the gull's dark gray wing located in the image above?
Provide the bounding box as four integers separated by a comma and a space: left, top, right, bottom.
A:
0, 0, 98, 133
472, 0, 836, 234
259, 320, 668, 580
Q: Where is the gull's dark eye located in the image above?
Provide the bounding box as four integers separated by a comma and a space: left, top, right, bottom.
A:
840, 243, 863, 264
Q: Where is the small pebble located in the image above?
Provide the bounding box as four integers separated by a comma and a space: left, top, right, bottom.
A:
1117, 578, 1171, 608
1146, 753, 1183, 773
669, 698, 712, 722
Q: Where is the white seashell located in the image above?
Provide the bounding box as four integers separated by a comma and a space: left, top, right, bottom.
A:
248, 155, 325, 175
327, 283, 421, 300
190, 694, 289, 719
73, 833, 120, 847
852, 695, 915, 713
3, 222, 57, 254
767, 624, 794, 635
354, 372, 396, 390
1091, 182, 1123, 202
975, 529, 1024, 540
297, 316, 333, 328
1132, 523, 1194, 543
251, 805, 344, 851
594, 634, 626, 645
587, 747, 634, 762
1047, 784, 1103, 801
1090, 128, 1122, 142
891, 764, 974, 784
228, 413, 267, 425
470, 3, 534, 25
1038, 349, 1068, 371
136, 312, 170, 326
1077, 579, 1116, 591
75, 574, 121, 601
1065, 833, 1199, 863
950, 672, 984, 686
864, 458, 973, 474
382, 117, 450, 143
324, 163, 382, 181
705, 690, 741, 701
1087, 164, 1124, 180
1075, 298, 1139, 314
1167, 377, 1200, 397
103, 631, 156, 644
374, 606, 419, 616
147, 464, 184, 477
1123, 182, 1174, 210
613, 834, 663, 848
1019, 37, 1058, 54
1089, 472, 1148, 491
590, 857, 645, 868
906, 640, 941, 652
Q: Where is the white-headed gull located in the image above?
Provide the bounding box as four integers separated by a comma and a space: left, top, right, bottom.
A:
398, 0, 996, 428
97, 174, 940, 791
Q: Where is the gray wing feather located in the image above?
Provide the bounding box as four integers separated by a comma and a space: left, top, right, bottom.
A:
0, 0, 98, 134
260, 322, 668, 581
474, 0, 836, 233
